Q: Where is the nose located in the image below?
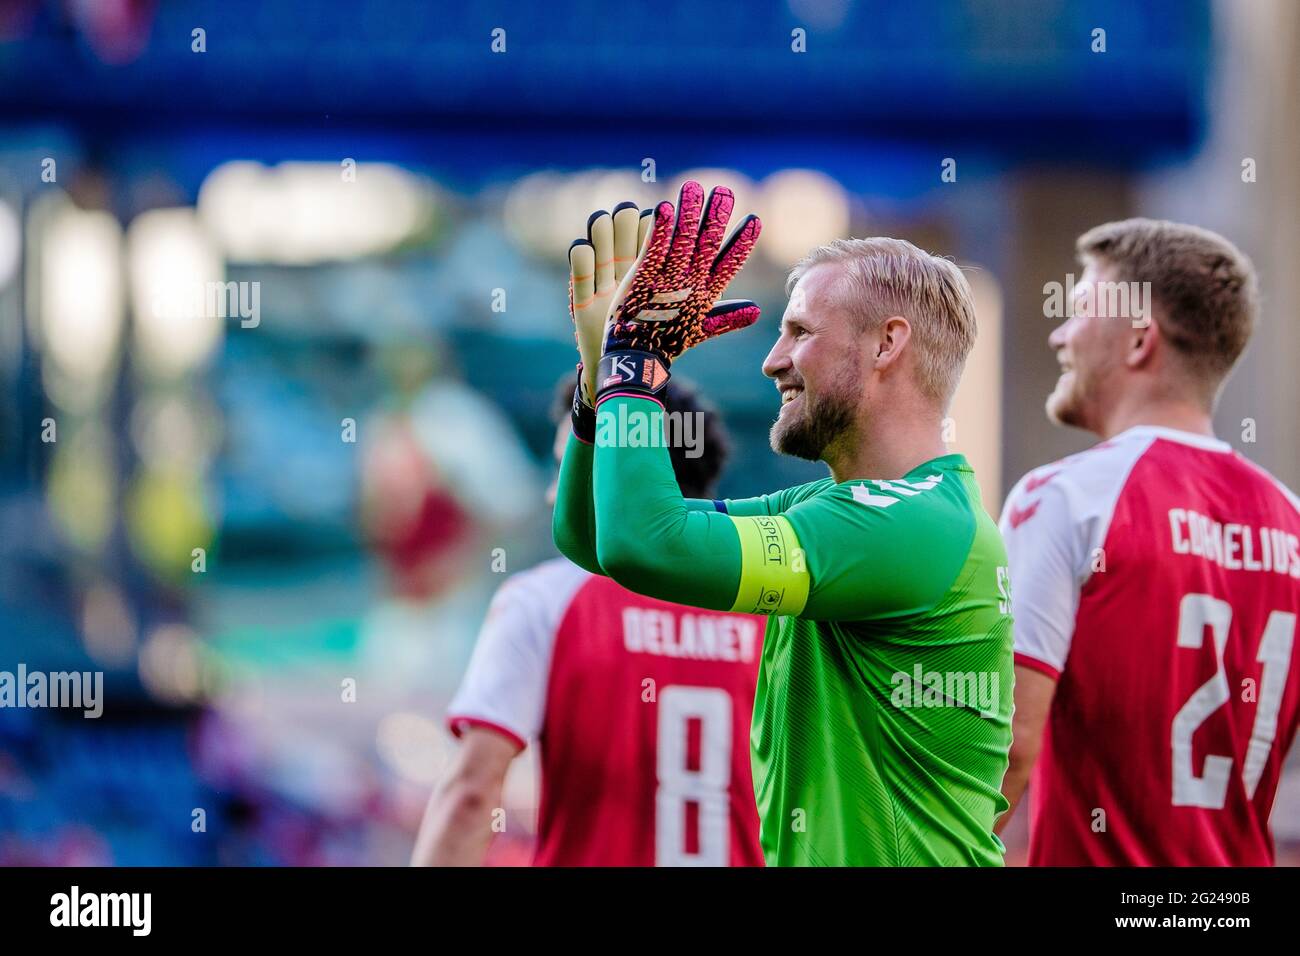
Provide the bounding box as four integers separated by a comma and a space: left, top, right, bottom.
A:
1048, 318, 1070, 351
762, 335, 790, 380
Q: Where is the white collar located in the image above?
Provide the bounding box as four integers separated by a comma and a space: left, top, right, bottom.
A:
1115, 424, 1232, 453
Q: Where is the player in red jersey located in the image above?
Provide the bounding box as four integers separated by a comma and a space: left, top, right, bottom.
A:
997, 219, 1300, 865
412, 378, 765, 866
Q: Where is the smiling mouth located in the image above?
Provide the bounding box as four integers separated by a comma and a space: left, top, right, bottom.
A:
780, 386, 804, 406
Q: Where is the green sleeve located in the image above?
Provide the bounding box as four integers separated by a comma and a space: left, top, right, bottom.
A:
722, 478, 835, 517
593, 397, 743, 610
552, 430, 719, 575
551, 432, 605, 576
685, 498, 721, 513
717, 494, 774, 517
593, 396, 978, 623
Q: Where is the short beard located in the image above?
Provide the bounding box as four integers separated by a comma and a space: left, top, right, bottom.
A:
769, 366, 859, 463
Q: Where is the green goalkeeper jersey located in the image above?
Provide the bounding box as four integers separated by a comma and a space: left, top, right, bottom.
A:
554, 395, 1013, 866
722, 468, 1013, 866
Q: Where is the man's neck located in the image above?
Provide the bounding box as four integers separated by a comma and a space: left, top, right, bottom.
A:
1097, 394, 1216, 441
824, 412, 950, 483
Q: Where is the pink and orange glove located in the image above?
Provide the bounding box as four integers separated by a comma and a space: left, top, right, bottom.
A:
596, 181, 762, 403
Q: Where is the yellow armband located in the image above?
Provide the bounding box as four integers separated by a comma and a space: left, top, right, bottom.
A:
727, 514, 809, 616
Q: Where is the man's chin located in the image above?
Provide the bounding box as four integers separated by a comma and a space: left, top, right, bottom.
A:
769, 382, 859, 462
770, 423, 805, 460
770, 411, 827, 462
1045, 389, 1084, 429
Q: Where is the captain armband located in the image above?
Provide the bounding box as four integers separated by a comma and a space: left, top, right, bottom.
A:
726, 514, 810, 617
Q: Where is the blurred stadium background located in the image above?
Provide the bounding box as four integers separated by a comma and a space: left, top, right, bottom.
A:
0, 0, 1297, 865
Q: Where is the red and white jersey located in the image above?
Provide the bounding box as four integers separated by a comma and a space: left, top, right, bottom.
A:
447, 557, 765, 866
1001, 426, 1300, 866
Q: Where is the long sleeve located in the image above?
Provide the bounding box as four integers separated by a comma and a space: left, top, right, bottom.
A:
552, 432, 604, 575
592, 396, 747, 610
593, 395, 989, 623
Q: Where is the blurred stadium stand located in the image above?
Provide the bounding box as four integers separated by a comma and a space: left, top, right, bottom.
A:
1, 0, 1297, 865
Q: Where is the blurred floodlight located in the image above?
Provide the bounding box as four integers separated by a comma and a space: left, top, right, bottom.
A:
376, 711, 446, 786
130, 391, 219, 473
39, 203, 124, 385
138, 623, 206, 704
504, 169, 659, 259
503, 170, 563, 256
553, 170, 643, 251
46, 424, 115, 554
124, 469, 213, 578
757, 169, 851, 267
124, 468, 213, 580
197, 160, 435, 264
81, 582, 138, 666
588, 169, 660, 212
127, 207, 225, 378
0, 199, 20, 289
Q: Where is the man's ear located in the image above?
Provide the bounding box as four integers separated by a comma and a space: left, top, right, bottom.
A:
873, 316, 912, 371
1126, 311, 1161, 369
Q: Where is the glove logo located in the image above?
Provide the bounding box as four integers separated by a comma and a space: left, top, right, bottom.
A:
641, 358, 669, 390
609, 354, 637, 381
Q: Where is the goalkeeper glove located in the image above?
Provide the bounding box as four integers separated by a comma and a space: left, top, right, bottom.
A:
596, 180, 761, 405
567, 201, 646, 439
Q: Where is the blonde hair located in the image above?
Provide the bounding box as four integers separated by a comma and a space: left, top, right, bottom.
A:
1076, 218, 1258, 389
787, 237, 977, 406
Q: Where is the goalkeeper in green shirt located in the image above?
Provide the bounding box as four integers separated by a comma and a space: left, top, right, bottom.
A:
554, 182, 1012, 866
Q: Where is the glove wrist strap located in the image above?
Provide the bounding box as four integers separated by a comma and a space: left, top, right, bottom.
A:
595, 349, 671, 404
571, 367, 596, 444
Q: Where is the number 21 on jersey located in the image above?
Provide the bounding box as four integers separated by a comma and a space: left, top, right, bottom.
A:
1172, 592, 1296, 808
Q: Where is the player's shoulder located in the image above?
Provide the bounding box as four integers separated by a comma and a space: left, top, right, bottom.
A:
827, 454, 970, 513
774, 476, 838, 509
1230, 451, 1300, 519
800, 457, 975, 551
490, 556, 592, 617
1003, 431, 1196, 530
1005, 427, 1170, 517
1132, 429, 1300, 522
